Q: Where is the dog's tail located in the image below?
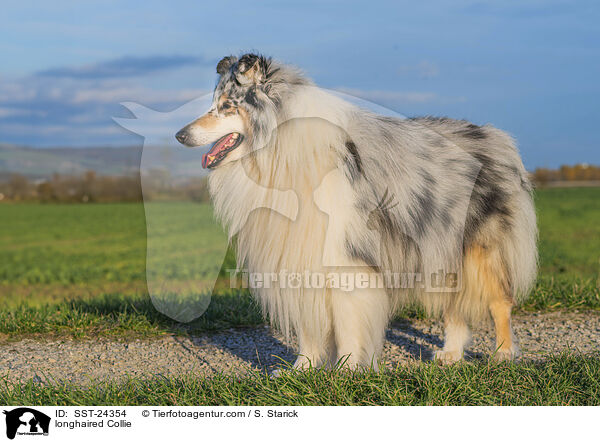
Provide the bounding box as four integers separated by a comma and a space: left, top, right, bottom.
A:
503, 186, 538, 304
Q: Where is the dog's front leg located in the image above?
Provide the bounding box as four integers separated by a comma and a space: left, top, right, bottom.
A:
331, 284, 389, 370
293, 321, 336, 370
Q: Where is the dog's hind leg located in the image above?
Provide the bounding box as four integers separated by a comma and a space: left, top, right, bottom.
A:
489, 294, 520, 361
477, 243, 520, 361
462, 243, 520, 361
331, 285, 389, 370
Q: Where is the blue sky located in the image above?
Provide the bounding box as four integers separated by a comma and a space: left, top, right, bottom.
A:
0, 0, 598, 168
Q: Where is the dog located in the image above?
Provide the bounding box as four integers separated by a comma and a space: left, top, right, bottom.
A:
176, 53, 538, 368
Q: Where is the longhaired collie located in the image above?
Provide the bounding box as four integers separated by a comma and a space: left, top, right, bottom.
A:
176, 53, 538, 369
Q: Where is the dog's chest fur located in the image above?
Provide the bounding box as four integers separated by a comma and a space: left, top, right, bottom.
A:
208, 119, 358, 274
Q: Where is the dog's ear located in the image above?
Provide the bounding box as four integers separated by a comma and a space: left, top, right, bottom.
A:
216, 56, 237, 75
235, 54, 264, 85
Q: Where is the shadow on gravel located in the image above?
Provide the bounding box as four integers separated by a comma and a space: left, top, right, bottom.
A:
177, 319, 489, 374
386, 319, 485, 362
182, 330, 296, 374
58, 292, 490, 370
386, 319, 442, 360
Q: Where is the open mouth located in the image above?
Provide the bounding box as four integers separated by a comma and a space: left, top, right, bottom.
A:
202, 133, 244, 169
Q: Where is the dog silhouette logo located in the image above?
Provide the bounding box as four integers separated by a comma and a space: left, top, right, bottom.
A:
3, 408, 50, 439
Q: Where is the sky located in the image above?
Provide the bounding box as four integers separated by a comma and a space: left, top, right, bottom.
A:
0, 0, 598, 169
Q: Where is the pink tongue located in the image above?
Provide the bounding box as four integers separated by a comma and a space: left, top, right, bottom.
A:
202, 135, 231, 168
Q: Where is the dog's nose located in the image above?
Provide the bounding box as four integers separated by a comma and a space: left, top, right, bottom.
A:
175, 129, 188, 144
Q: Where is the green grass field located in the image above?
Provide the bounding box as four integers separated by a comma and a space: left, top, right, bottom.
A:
0, 187, 599, 405
2, 353, 599, 406
0, 187, 598, 339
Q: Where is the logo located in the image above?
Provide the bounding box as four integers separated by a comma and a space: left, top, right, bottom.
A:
3, 408, 50, 440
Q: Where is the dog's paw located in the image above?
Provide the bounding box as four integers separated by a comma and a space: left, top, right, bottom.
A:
433, 350, 463, 364
492, 345, 521, 362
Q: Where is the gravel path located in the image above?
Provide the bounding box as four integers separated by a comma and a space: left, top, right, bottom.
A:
2, 312, 599, 386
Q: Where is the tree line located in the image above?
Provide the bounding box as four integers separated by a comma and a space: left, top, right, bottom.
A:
0, 170, 210, 203
532, 164, 600, 186
0, 164, 597, 203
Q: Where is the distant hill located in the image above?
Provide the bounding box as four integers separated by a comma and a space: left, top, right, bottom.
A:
0, 143, 141, 179
0, 144, 206, 180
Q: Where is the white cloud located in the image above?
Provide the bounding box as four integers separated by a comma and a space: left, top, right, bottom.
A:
0, 80, 38, 102
72, 86, 208, 105
1, 65, 458, 147
0, 122, 123, 136
0, 70, 213, 146
0, 107, 42, 118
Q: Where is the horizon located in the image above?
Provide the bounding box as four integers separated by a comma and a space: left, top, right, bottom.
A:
1, 143, 595, 174
1, 1, 599, 169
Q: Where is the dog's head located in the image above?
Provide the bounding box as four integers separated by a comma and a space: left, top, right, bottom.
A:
176, 53, 295, 169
